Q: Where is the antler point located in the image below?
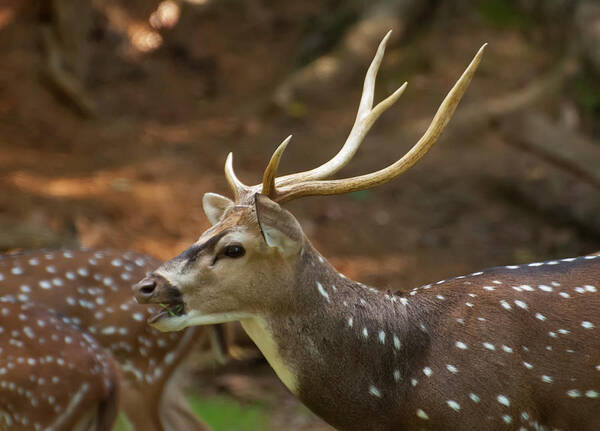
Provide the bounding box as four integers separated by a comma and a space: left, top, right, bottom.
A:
262, 136, 292, 197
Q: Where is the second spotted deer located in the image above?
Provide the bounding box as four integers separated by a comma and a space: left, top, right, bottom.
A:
134, 33, 600, 431
0, 296, 120, 431
0, 248, 219, 431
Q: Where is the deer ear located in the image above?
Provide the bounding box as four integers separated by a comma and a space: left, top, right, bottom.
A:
254, 194, 303, 255
202, 193, 234, 225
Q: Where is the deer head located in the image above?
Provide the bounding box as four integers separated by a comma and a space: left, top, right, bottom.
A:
134, 32, 486, 333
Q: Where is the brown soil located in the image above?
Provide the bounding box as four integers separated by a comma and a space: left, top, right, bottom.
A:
0, 2, 598, 429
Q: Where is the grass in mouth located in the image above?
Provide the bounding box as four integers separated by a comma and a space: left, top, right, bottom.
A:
159, 303, 183, 317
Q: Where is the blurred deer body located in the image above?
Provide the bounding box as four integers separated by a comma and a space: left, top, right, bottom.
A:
133, 33, 600, 430
0, 248, 212, 431
0, 295, 119, 431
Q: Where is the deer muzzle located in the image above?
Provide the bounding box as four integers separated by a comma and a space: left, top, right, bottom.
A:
133, 275, 186, 323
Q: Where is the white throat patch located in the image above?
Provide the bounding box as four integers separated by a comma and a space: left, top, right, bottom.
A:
150, 310, 252, 332
241, 316, 298, 394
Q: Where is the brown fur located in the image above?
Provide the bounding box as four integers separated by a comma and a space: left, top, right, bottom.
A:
0, 297, 120, 430
0, 249, 212, 431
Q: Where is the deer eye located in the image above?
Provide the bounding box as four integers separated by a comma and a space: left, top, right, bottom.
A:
223, 244, 245, 258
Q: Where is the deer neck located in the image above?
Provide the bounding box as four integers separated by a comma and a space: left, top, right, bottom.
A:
241, 245, 432, 429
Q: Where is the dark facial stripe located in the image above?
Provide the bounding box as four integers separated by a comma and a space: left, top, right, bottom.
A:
176, 229, 232, 265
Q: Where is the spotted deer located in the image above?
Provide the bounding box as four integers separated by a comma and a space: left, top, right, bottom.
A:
0, 248, 218, 431
0, 295, 119, 430
134, 32, 600, 430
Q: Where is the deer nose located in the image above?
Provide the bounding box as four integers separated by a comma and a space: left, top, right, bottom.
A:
133, 277, 157, 303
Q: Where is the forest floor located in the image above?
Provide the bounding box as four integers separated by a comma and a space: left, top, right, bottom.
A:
1, 2, 599, 429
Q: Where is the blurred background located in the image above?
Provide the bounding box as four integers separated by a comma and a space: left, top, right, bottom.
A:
1, 0, 600, 429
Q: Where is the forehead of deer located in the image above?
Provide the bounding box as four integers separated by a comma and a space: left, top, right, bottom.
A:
201, 205, 257, 238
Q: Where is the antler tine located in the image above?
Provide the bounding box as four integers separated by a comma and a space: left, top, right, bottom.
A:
274, 43, 487, 203
276, 31, 406, 186
357, 30, 393, 120
224, 153, 252, 201
262, 135, 292, 198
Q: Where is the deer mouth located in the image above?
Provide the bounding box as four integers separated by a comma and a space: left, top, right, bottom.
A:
148, 300, 186, 324
134, 274, 188, 324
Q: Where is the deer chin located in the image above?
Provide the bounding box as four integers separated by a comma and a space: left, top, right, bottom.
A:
149, 309, 253, 332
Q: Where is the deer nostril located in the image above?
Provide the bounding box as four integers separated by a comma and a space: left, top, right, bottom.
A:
137, 279, 157, 296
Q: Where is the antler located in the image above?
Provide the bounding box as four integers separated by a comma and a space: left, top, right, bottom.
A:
275, 31, 406, 186
224, 32, 487, 204
262, 135, 292, 197
224, 152, 252, 201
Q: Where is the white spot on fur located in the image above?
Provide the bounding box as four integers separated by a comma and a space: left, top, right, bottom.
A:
368, 385, 381, 398
416, 409, 429, 420
316, 282, 330, 303
393, 334, 401, 350
497, 395, 510, 407
455, 341, 467, 350
582, 321, 595, 329
447, 400, 460, 411
514, 300, 528, 310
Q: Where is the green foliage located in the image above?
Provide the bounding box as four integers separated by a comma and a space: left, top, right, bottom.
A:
284, 101, 308, 118
573, 70, 600, 116
512, 247, 535, 265
188, 394, 270, 431
349, 190, 372, 201
114, 413, 133, 431
113, 394, 269, 431
477, 0, 532, 29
